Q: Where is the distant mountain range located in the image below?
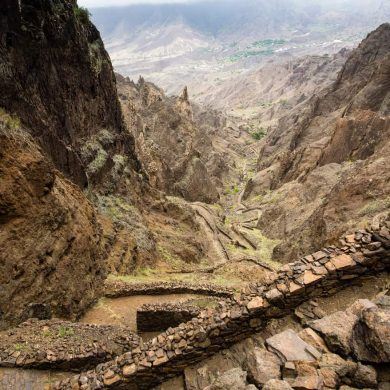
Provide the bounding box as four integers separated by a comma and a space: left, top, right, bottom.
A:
90, 0, 390, 95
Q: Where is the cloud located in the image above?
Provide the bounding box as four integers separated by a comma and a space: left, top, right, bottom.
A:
78, 0, 197, 7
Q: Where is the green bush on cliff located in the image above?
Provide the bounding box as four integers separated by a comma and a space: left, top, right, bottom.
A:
74, 6, 91, 24
0, 108, 21, 130
251, 128, 266, 140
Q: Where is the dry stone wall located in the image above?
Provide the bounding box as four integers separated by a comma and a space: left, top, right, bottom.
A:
137, 303, 201, 332
0, 319, 140, 372
55, 220, 390, 390
104, 280, 234, 298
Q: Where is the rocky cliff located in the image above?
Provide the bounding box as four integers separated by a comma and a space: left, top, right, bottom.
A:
0, 0, 147, 328
0, 114, 106, 329
116, 75, 221, 203
0, 0, 230, 329
244, 23, 390, 262
0, 0, 139, 188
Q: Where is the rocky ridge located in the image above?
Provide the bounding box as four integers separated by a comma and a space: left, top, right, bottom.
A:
243, 23, 390, 262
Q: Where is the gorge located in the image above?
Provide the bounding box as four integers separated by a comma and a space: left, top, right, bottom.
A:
0, 1, 389, 389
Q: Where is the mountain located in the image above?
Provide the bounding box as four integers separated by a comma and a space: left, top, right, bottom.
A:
243, 23, 390, 262
0, 2, 390, 389
0, 0, 140, 189
0, 0, 251, 328
89, 0, 390, 94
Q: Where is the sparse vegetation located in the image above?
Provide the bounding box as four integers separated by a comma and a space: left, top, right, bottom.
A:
157, 244, 190, 270
250, 128, 266, 140
57, 326, 75, 338
88, 40, 104, 75
0, 107, 21, 130
279, 99, 289, 107
358, 197, 390, 216
74, 6, 91, 24
108, 271, 243, 288
225, 184, 240, 195
190, 298, 218, 309
14, 343, 27, 351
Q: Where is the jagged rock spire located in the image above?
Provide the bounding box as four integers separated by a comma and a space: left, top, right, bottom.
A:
138, 75, 145, 86
181, 86, 189, 102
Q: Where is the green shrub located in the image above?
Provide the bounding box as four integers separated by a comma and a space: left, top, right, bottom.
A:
0, 107, 21, 130
251, 129, 266, 140
74, 6, 91, 24
14, 343, 26, 351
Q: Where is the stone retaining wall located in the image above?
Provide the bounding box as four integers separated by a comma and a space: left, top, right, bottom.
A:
137, 303, 201, 332
104, 280, 234, 298
55, 220, 390, 389
0, 320, 141, 372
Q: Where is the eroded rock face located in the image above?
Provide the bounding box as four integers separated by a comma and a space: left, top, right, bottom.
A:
0, 124, 106, 329
0, 0, 140, 188
244, 23, 390, 262
117, 75, 220, 203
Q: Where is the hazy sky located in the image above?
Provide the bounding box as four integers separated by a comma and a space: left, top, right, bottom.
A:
78, 0, 200, 7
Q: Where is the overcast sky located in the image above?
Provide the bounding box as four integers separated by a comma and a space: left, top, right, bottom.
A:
78, 0, 201, 7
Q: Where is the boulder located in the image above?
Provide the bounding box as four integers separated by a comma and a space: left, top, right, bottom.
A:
352, 307, 390, 363
298, 328, 329, 353
266, 329, 322, 363
204, 368, 248, 390
310, 311, 358, 356
289, 362, 324, 390
352, 363, 377, 388
263, 379, 293, 390
318, 353, 356, 378
246, 348, 281, 386
184, 347, 242, 390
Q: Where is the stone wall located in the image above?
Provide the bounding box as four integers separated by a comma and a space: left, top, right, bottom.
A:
104, 280, 234, 298
137, 303, 201, 332
0, 319, 140, 371
55, 220, 390, 389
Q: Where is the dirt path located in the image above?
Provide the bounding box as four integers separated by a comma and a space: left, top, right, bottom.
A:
80, 294, 203, 333
191, 203, 230, 263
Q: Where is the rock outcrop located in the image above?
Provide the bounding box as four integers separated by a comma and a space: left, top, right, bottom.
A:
116, 75, 222, 203
0, 119, 106, 329
0, 0, 140, 188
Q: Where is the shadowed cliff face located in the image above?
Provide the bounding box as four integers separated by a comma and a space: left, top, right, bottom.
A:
0, 1, 144, 329
244, 23, 390, 262
0, 119, 106, 330
0, 0, 139, 187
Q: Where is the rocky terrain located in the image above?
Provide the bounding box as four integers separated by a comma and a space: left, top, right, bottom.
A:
190, 50, 350, 129
0, 1, 389, 389
243, 23, 390, 262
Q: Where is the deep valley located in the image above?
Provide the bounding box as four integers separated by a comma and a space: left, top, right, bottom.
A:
0, 1, 389, 389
